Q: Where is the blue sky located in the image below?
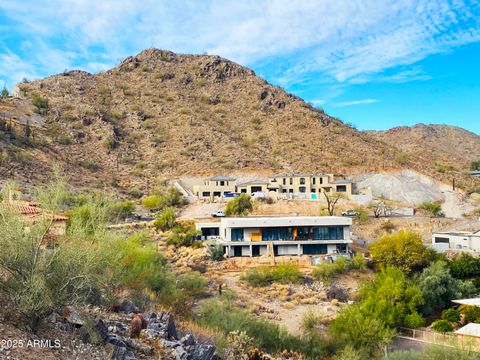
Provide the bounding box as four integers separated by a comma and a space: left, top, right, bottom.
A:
1, 1, 479, 134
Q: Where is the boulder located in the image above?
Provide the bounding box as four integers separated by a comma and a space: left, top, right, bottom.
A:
190, 345, 216, 360
61, 306, 84, 327
116, 298, 139, 314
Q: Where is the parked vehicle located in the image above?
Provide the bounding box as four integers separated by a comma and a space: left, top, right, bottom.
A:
341, 210, 358, 217
211, 210, 225, 218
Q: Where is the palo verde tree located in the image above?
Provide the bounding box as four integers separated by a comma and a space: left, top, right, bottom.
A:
224, 193, 253, 216
369, 230, 432, 273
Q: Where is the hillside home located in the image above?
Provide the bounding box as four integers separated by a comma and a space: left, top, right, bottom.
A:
432, 231, 480, 253
196, 216, 352, 257
268, 173, 353, 199
0, 201, 68, 238
192, 175, 236, 200
235, 180, 269, 195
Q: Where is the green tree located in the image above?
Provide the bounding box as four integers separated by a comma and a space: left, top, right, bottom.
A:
370, 230, 431, 273
166, 223, 199, 247
330, 305, 394, 358
359, 266, 424, 328
153, 206, 177, 231
224, 194, 253, 216
449, 253, 480, 278
416, 261, 476, 315
1, 84, 9, 99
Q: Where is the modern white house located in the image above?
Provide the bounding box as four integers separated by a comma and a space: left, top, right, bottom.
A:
196, 216, 352, 257
432, 231, 480, 253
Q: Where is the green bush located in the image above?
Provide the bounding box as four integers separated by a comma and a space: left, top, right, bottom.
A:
224, 194, 253, 216
197, 298, 324, 357
404, 312, 425, 328
128, 188, 144, 199
471, 160, 480, 171
449, 253, 480, 278
441, 308, 460, 323
312, 257, 349, 282
31, 94, 48, 112
141, 186, 185, 211
354, 207, 369, 223
166, 223, 199, 247
108, 200, 135, 221
241, 263, 302, 287
351, 253, 367, 271
153, 207, 177, 231
208, 244, 225, 261
178, 271, 207, 297
459, 305, 480, 323
431, 319, 453, 333
0, 207, 114, 332
418, 200, 444, 217
330, 305, 394, 358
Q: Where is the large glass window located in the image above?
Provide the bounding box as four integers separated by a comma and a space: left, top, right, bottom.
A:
231, 228, 244, 241
300, 178, 305, 184
262, 227, 293, 241
313, 226, 344, 240
296, 227, 310, 240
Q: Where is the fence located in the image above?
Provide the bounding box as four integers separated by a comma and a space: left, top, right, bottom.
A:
398, 327, 480, 351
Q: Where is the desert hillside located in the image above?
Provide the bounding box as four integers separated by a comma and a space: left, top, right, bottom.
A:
368, 124, 479, 172
0, 49, 477, 192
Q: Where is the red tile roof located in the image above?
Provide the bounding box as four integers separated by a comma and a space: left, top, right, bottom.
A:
1, 202, 68, 221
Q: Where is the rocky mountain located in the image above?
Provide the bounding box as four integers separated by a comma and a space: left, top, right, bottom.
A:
368, 124, 480, 175
0, 49, 476, 192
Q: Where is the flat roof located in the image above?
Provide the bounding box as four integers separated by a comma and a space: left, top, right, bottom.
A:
221, 216, 351, 228
455, 323, 480, 337
433, 232, 480, 238
331, 179, 354, 184
452, 298, 480, 307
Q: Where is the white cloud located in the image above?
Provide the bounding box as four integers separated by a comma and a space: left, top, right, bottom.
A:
0, 0, 479, 88
332, 99, 378, 107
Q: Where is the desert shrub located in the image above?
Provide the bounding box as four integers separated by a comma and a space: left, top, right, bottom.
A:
197, 298, 324, 357
330, 305, 394, 358
312, 257, 349, 282
370, 230, 431, 273
0, 208, 114, 331
441, 308, 460, 323
108, 200, 135, 221
141, 186, 185, 211
208, 244, 225, 261
241, 263, 302, 287
351, 253, 367, 271
103, 136, 118, 150
127, 188, 144, 199
153, 207, 177, 231
224, 194, 253, 216
353, 207, 369, 223
31, 94, 48, 112
327, 284, 349, 302
178, 271, 207, 297
470, 160, 480, 171
431, 319, 453, 333
79, 159, 100, 171
395, 152, 408, 165
418, 200, 444, 217
404, 312, 425, 328
166, 223, 199, 247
